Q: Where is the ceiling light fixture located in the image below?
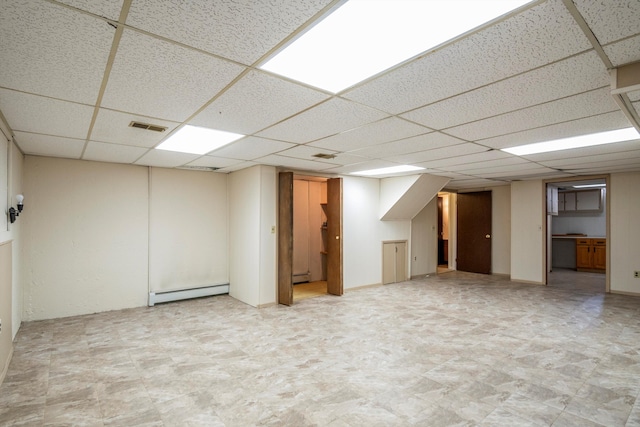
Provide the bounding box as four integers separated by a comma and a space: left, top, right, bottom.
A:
156, 125, 244, 155
351, 165, 424, 177
573, 183, 606, 188
501, 128, 640, 156
260, 0, 532, 93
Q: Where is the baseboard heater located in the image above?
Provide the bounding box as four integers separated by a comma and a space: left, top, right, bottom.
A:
148, 284, 229, 306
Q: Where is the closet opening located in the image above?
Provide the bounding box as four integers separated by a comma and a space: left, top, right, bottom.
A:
292, 176, 328, 302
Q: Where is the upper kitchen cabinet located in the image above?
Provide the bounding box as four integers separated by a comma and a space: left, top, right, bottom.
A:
558, 189, 602, 213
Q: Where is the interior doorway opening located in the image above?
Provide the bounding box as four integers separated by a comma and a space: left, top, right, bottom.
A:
292, 176, 328, 301
545, 177, 608, 293
437, 192, 454, 274
278, 172, 343, 305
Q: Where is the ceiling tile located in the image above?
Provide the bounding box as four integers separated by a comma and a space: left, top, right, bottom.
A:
446, 179, 510, 189
190, 70, 329, 135
440, 156, 529, 172
603, 35, 640, 67
479, 111, 632, 150
544, 154, 640, 171
343, 0, 591, 114
256, 98, 388, 144
126, 0, 334, 65
388, 143, 489, 165
184, 156, 243, 169
14, 131, 84, 158
55, 0, 124, 20
82, 141, 148, 163
573, 0, 640, 45
629, 92, 640, 103
0, 0, 113, 104
217, 161, 258, 173
91, 109, 180, 147
475, 166, 559, 178
347, 132, 463, 159
101, 29, 245, 121
307, 117, 430, 152
462, 162, 547, 176
278, 145, 367, 166
447, 88, 618, 141
134, 149, 200, 168
0, 89, 93, 139
208, 136, 295, 160
256, 154, 336, 171
401, 52, 609, 130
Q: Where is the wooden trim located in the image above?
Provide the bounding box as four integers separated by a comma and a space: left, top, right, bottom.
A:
277, 172, 293, 305
346, 283, 382, 292
326, 178, 343, 296
610, 290, 640, 297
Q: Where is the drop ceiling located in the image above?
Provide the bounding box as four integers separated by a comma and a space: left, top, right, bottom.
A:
0, 0, 639, 189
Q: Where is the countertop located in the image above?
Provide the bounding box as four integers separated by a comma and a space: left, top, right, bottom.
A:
552, 234, 606, 239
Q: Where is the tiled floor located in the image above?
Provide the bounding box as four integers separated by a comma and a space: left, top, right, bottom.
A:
2, 271, 640, 426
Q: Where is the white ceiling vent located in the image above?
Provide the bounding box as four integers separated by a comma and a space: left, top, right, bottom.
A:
312, 153, 337, 159
129, 121, 167, 132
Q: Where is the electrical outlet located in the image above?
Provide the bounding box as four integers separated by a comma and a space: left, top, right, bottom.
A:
635, 271, 640, 278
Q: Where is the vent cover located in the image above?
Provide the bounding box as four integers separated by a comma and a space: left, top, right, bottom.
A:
177, 166, 220, 171
312, 153, 337, 159
129, 121, 167, 133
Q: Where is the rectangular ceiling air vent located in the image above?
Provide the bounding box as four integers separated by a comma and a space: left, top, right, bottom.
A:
313, 153, 337, 159
177, 166, 220, 171
129, 121, 167, 132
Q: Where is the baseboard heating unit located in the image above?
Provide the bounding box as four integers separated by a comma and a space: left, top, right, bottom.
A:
148, 284, 229, 306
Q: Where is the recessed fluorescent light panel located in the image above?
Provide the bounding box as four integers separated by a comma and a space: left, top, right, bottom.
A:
573, 183, 606, 188
501, 128, 640, 156
260, 0, 532, 93
156, 125, 244, 155
352, 165, 424, 177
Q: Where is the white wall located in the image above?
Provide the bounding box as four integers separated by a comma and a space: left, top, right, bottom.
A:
149, 168, 228, 292
23, 157, 149, 320
511, 180, 544, 283
492, 185, 511, 275
343, 176, 410, 289
410, 196, 438, 277
228, 165, 276, 307
610, 172, 640, 294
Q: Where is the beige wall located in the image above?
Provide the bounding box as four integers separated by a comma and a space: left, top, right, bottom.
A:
228, 165, 276, 307
23, 157, 149, 320
410, 196, 438, 277
343, 176, 411, 289
511, 180, 545, 283
149, 168, 228, 293
610, 172, 640, 294
491, 185, 511, 275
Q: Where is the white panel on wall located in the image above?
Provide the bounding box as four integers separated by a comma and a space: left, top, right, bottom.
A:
610, 172, 640, 294
491, 185, 511, 276
149, 168, 228, 293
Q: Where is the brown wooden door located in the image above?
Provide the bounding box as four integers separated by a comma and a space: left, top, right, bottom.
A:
576, 239, 592, 269
457, 191, 492, 274
326, 178, 343, 296
278, 172, 293, 305
592, 239, 606, 270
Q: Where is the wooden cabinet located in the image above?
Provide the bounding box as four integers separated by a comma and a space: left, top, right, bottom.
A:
576, 238, 606, 272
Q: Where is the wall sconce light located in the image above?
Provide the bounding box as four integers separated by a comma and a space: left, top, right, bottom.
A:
9, 194, 24, 224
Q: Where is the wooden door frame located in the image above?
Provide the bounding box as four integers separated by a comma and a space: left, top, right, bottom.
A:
278, 172, 343, 304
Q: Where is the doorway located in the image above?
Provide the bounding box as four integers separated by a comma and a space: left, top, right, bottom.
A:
545, 177, 608, 293
457, 191, 492, 274
278, 172, 343, 305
